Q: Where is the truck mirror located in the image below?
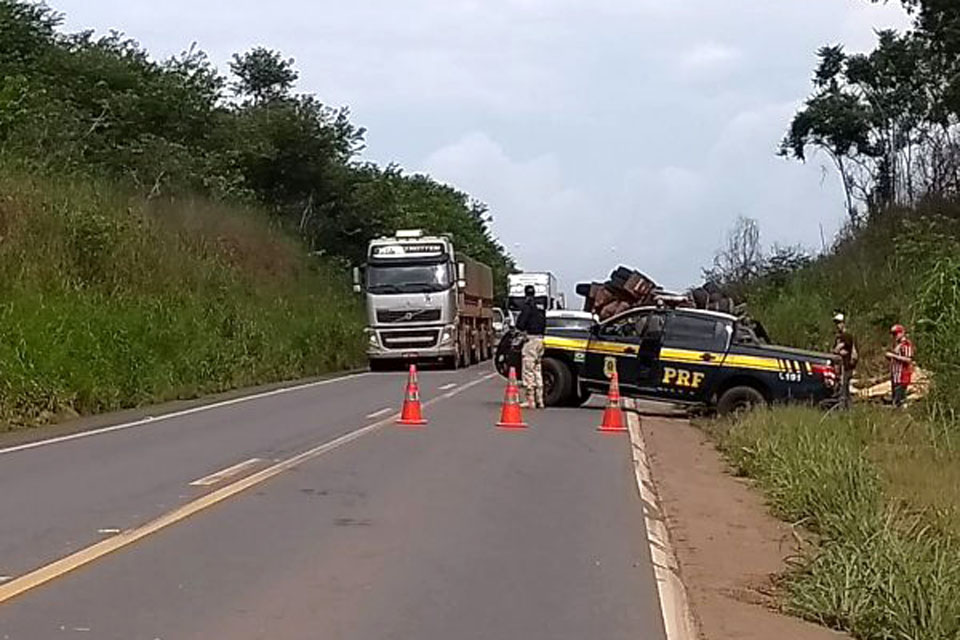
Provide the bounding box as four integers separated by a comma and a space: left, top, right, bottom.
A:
352, 267, 362, 294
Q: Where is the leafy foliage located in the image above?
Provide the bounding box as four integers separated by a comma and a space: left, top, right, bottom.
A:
0, 0, 514, 293
783, 2, 960, 223
0, 168, 365, 428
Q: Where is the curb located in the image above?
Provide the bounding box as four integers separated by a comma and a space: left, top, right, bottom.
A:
624, 399, 698, 640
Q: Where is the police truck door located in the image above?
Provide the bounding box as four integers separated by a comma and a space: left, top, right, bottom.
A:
583, 310, 661, 391
656, 313, 732, 402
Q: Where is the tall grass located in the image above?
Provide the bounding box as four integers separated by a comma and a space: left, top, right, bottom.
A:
0, 169, 364, 429
747, 203, 960, 411
713, 407, 960, 640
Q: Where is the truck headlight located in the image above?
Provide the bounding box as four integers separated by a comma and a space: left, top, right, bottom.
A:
439, 325, 456, 345
365, 330, 379, 347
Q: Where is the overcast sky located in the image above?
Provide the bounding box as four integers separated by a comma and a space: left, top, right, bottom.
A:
55, 0, 911, 294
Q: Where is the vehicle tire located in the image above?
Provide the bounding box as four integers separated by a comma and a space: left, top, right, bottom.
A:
717, 385, 766, 416
494, 332, 520, 377
369, 359, 390, 372
542, 357, 574, 407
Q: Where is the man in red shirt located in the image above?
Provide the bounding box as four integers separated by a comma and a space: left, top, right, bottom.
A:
885, 324, 914, 407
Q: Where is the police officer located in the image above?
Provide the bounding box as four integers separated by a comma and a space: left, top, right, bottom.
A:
515, 285, 547, 409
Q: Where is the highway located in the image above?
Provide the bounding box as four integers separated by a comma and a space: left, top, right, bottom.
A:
0, 366, 667, 640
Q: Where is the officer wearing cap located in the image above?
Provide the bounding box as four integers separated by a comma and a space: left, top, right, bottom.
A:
515, 284, 547, 409
832, 312, 858, 408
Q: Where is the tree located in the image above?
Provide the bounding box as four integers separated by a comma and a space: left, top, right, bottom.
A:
703, 216, 764, 297
0, 0, 60, 73
0, 0, 515, 284
782, 27, 960, 219
229, 47, 298, 104
779, 48, 874, 225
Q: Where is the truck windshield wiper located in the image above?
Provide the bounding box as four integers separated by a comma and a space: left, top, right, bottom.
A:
369, 284, 403, 294
395, 282, 443, 293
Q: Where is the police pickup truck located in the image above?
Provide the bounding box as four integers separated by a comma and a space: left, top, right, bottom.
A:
495, 307, 838, 414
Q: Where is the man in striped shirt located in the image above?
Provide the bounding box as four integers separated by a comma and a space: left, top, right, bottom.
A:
885, 324, 914, 407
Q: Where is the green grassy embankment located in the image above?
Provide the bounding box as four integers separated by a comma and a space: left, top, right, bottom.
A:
710, 407, 960, 640
704, 204, 960, 639
0, 171, 364, 430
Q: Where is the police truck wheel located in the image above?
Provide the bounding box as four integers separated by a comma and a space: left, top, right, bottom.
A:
717, 386, 766, 416
542, 358, 574, 407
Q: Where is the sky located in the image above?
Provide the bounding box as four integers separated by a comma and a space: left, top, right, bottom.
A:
55, 0, 912, 296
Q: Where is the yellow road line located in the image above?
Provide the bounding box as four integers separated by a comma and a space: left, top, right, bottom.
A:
0, 373, 496, 606
188, 458, 263, 487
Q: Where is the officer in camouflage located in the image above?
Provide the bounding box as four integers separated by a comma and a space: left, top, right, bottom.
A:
515, 285, 547, 409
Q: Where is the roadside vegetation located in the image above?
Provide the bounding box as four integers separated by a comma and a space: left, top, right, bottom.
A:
0, 1, 513, 428
710, 407, 960, 640
701, 2, 960, 638
0, 169, 365, 428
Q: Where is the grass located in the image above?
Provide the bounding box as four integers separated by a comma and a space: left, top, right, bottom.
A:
0, 169, 365, 429
709, 406, 960, 640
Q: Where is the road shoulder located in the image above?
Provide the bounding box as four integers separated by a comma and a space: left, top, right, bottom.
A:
638, 410, 850, 640
0, 369, 367, 452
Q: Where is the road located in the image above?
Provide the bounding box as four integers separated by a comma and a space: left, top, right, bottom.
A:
0, 366, 667, 640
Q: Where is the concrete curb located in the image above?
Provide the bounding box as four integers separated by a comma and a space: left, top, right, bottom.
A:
624, 399, 698, 640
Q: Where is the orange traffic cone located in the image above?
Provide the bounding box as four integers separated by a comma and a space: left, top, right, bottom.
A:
496, 367, 528, 429
397, 364, 427, 426
598, 371, 627, 433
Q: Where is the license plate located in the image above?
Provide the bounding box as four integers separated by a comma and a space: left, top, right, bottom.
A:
403, 352, 420, 359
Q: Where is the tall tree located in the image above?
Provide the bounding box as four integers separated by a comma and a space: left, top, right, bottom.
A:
229, 47, 298, 104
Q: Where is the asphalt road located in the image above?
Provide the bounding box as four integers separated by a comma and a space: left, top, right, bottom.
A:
0, 366, 667, 640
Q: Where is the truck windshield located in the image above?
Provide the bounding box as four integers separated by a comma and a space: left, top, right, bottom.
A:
366, 263, 452, 294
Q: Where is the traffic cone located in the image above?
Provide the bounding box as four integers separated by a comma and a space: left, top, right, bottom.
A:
598, 371, 627, 433
397, 364, 427, 426
496, 367, 528, 429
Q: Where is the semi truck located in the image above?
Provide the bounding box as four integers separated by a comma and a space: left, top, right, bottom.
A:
354, 230, 495, 370
507, 272, 563, 319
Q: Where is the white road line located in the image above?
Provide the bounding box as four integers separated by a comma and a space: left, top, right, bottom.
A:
0, 576, 10, 583
624, 399, 697, 640
0, 373, 496, 606
189, 458, 263, 487
365, 408, 393, 420
96, 529, 121, 535
438, 383, 458, 391
0, 373, 372, 457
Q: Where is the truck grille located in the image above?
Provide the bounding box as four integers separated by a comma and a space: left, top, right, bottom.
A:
377, 309, 442, 324
380, 330, 440, 350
